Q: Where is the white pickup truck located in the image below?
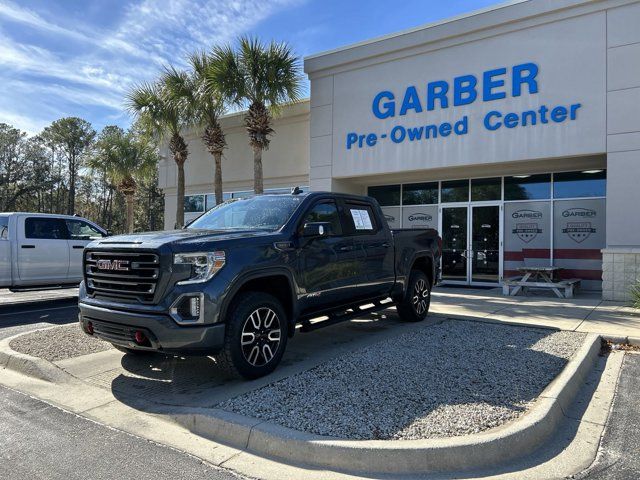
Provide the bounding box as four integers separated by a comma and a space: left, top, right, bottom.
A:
0, 213, 108, 290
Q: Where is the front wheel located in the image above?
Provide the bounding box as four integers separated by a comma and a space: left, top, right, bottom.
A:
396, 270, 431, 322
214, 292, 288, 379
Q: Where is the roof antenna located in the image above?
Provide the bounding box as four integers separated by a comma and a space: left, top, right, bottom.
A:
291, 186, 303, 195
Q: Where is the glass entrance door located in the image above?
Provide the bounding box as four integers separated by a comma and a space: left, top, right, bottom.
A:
441, 207, 468, 282
441, 204, 501, 285
470, 205, 500, 283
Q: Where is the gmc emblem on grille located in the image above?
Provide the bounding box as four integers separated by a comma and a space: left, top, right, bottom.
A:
96, 259, 130, 271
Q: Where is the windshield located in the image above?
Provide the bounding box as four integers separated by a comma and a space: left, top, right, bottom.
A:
187, 195, 303, 231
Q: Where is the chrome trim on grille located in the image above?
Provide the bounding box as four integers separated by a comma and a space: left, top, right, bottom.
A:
84, 250, 160, 303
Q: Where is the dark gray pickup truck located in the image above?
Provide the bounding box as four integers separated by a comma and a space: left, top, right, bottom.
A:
79, 191, 441, 378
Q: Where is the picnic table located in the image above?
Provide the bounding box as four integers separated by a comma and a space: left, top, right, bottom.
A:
502, 266, 581, 298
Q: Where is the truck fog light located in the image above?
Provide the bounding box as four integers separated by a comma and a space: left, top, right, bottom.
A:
189, 296, 201, 317
170, 293, 205, 325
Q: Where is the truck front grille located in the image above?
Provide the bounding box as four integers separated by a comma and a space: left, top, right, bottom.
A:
84, 250, 160, 303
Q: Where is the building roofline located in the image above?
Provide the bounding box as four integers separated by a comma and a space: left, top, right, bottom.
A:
303, 0, 610, 74
305, 0, 527, 62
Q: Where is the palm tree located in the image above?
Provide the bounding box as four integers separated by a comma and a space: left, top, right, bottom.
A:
188, 51, 227, 205
89, 127, 157, 233
127, 68, 192, 228
208, 36, 302, 194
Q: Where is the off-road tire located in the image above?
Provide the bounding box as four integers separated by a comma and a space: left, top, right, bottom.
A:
214, 292, 288, 380
396, 270, 431, 322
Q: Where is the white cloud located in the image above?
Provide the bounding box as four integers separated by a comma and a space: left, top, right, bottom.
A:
0, 0, 303, 133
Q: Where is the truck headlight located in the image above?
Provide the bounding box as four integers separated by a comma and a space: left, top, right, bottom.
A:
174, 251, 225, 285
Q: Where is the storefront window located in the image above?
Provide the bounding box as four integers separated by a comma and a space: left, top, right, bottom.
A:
441, 179, 469, 203
232, 191, 253, 199
403, 182, 438, 205
471, 177, 501, 201
368, 185, 401, 206
0, 216, 7, 239
184, 195, 205, 213
504, 174, 551, 200
553, 170, 606, 199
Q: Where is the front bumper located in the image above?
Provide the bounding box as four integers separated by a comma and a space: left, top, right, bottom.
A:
79, 302, 226, 355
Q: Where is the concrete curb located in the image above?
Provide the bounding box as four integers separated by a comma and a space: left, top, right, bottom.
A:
169, 333, 601, 475
0, 331, 73, 384
0, 327, 602, 475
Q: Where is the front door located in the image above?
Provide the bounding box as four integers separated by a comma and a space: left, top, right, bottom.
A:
298, 200, 359, 312
441, 206, 468, 283
441, 204, 501, 285
470, 205, 500, 283
64, 218, 106, 281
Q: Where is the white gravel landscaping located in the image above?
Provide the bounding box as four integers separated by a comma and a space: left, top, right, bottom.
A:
220, 320, 587, 440
10, 324, 112, 362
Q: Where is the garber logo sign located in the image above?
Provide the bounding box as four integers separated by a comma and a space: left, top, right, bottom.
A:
512, 209, 542, 219
562, 208, 597, 243
345, 62, 583, 151
407, 213, 433, 222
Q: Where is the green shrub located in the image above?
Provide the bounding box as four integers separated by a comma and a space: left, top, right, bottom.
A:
631, 281, 640, 309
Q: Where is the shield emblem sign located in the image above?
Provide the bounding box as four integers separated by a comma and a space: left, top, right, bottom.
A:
563, 222, 596, 243
513, 223, 542, 243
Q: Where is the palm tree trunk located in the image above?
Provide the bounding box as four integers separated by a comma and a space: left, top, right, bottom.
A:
176, 160, 185, 228
68, 154, 76, 215
253, 146, 263, 194
125, 192, 135, 233
214, 153, 223, 205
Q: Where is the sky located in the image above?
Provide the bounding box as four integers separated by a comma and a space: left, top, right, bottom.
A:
0, 0, 504, 135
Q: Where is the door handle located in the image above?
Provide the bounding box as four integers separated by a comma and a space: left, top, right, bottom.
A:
21, 245, 35, 249
381, 242, 391, 248
338, 245, 353, 252
72, 245, 85, 249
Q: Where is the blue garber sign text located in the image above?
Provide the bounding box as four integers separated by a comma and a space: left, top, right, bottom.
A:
345, 62, 583, 150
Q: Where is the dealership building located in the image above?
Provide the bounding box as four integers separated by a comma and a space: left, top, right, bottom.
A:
158, 0, 640, 301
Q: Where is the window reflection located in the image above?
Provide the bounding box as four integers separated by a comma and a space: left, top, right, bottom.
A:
554, 170, 606, 198
504, 174, 551, 200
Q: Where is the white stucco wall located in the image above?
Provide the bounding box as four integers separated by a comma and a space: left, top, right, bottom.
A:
602, 1, 640, 300
305, 0, 622, 191
159, 101, 310, 229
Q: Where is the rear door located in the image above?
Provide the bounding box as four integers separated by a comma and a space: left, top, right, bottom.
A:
17, 216, 70, 284
64, 218, 106, 281
342, 200, 395, 299
297, 199, 360, 312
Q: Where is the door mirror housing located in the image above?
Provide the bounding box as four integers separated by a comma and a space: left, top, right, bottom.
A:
302, 222, 331, 237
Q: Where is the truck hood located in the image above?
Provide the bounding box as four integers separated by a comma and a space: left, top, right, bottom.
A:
88, 229, 278, 250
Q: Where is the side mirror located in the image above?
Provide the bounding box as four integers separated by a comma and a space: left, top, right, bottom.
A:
106, 230, 113, 237
302, 222, 331, 237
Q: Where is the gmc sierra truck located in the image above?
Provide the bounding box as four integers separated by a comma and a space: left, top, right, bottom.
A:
79, 191, 441, 379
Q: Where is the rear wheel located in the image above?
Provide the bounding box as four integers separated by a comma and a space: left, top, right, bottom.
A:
215, 292, 288, 379
396, 270, 431, 322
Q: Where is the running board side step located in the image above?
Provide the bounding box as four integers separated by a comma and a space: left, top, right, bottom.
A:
299, 300, 393, 333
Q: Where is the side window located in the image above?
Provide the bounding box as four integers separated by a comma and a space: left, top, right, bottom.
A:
24, 218, 67, 240
344, 203, 377, 234
65, 219, 105, 240
302, 201, 342, 235
0, 217, 8, 240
